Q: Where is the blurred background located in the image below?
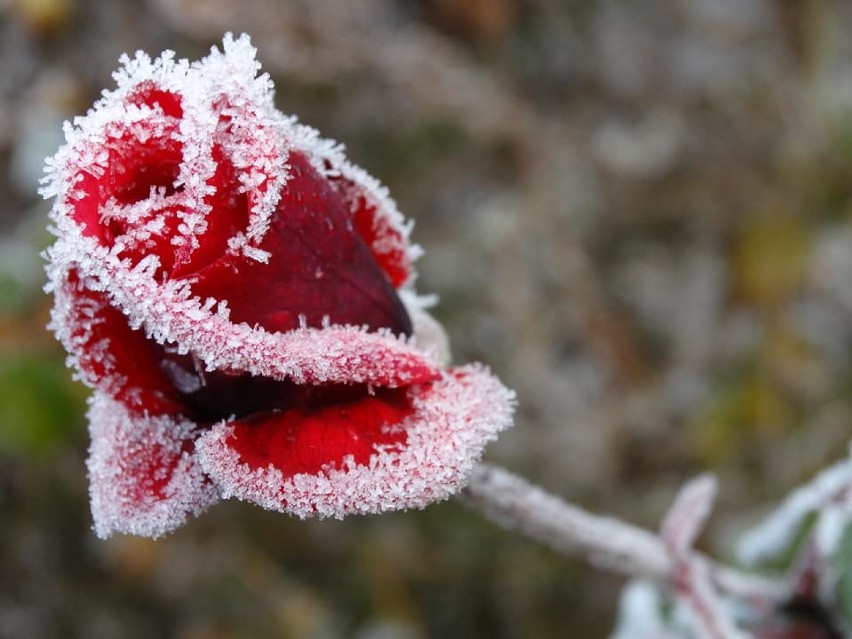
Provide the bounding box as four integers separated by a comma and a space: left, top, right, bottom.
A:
3, 0, 852, 636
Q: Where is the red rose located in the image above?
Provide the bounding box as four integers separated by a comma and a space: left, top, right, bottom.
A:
43, 34, 514, 538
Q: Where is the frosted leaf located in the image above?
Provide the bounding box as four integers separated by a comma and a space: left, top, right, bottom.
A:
613, 474, 745, 638
611, 580, 676, 639
738, 453, 852, 566
660, 474, 717, 556
87, 392, 219, 539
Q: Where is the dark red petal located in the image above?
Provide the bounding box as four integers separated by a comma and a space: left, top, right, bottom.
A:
186, 150, 412, 336
222, 387, 413, 477
57, 270, 184, 415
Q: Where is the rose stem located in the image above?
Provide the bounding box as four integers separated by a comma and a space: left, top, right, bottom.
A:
459, 463, 790, 603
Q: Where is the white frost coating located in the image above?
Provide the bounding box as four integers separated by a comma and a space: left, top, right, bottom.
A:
737, 453, 852, 566
660, 474, 717, 556
402, 291, 452, 368
195, 365, 515, 518
611, 580, 675, 639
87, 392, 219, 539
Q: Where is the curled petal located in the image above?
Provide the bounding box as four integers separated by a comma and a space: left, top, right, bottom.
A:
186, 151, 412, 337
87, 392, 219, 538
51, 268, 184, 416
195, 365, 515, 518
71, 246, 439, 385
325, 168, 415, 289
202, 386, 414, 478
47, 231, 440, 387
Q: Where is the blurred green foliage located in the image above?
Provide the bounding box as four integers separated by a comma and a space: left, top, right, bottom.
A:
0, 350, 86, 456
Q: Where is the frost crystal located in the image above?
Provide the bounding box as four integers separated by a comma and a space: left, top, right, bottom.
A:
43, 33, 515, 538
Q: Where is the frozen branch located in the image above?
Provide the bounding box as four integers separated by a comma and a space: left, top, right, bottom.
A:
460, 463, 789, 604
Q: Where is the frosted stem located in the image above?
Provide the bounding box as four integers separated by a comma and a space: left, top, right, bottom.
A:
460, 463, 789, 603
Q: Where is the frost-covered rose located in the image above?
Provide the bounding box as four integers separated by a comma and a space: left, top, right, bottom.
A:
43, 34, 514, 539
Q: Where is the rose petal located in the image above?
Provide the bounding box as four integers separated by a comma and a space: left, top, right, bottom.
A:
195, 364, 515, 518
87, 392, 219, 538
206, 386, 412, 477
52, 242, 441, 386
170, 141, 249, 277
67, 108, 185, 276
187, 150, 412, 336
328, 173, 412, 289
52, 269, 184, 415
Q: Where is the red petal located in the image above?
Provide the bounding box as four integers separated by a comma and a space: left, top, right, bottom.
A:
67, 117, 184, 276
195, 365, 515, 518
328, 174, 411, 288
170, 141, 249, 277
87, 392, 218, 538
107, 138, 182, 206
126, 82, 183, 118
351, 197, 410, 289
55, 270, 185, 415
187, 150, 412, 336
214, 386, 411, 477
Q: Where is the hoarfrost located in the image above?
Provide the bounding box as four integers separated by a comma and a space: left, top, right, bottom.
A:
87, 392, 219, 539
611, 580, 674, 639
